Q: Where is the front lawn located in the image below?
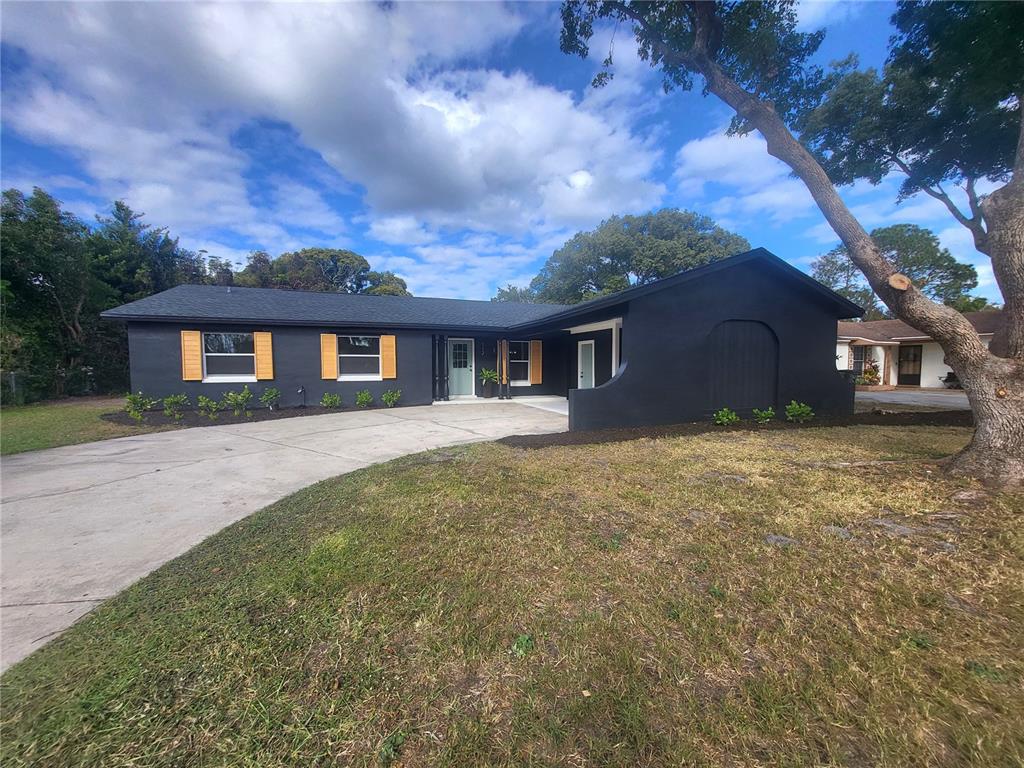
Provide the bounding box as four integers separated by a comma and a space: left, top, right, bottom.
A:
3, 425, 1022, 766
0, 397, 174, 455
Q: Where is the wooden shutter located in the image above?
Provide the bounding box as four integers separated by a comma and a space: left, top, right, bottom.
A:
380, 335, 397, 379
180, 331, 202, 381
254, 332, 274, 380
529, 340, 542, 385
320, 334, 338, 379
499, 340, 508, 384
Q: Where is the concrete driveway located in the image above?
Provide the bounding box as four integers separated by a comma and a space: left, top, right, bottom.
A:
1, 402, 565, 671
856, 389, 970, 410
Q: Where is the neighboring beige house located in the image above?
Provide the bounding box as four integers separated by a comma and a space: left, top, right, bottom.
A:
836, 310, 1004, 388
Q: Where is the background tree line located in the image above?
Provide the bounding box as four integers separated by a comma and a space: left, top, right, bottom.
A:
1, 187, 409, 402
493, 207, 990, 318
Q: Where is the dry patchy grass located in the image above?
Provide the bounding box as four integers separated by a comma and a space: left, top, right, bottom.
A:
0, 397, 173, 455
2, 424, 1022, 766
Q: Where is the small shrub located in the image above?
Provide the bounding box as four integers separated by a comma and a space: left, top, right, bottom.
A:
197, 395, 222, 420
905, 632, 935, 650
379, 730, 406, 766
597, 531, 625, 551
479, 368, 499, 384
785, 400, 815, 423
510, 634, 535, 659
320, 392, 341, 409
965, 660, 1007, 681
856, 360, 881, 385
259, 387, 282, 410
124, 391, 159, 422
162, 393, 190, 421
712, 407, 739, 426
751, 406, 775, 425
381, 389, 402, 408
355, 389, 373, 408
222, 385, 254, 417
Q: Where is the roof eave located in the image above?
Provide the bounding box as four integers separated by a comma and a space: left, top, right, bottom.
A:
101, 312, 525, 333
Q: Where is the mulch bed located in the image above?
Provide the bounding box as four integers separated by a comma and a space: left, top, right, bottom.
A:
101, 403, 397, 429
499, 409, 973, 449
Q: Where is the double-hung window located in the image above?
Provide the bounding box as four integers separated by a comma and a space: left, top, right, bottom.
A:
338, 335, 381, 381
203, 332, 256, 381
508, 340, 530, 386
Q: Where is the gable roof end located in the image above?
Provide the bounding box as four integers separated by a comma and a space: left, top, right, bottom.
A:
510, 248, 864, 330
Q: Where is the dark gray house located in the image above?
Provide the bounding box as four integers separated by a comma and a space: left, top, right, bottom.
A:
102, 248, 863, 430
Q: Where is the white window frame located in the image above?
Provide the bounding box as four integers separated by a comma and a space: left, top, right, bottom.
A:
202, 332, 257, 383
338, 334, 382, 382
508, 340, 531, 387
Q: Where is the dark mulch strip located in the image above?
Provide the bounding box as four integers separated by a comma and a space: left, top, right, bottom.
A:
101, 403, 396, 429
499, 410, 974, 449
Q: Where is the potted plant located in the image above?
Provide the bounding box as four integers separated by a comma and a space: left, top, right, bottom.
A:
480, 367, 499, 398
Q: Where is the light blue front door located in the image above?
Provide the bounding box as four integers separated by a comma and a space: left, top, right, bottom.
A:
448, 339, 474, 396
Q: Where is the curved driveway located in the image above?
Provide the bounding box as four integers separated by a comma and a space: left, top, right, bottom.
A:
1, 402, 565, 671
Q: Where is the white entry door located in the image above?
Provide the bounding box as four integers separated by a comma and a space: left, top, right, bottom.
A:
577, 340, 595, 389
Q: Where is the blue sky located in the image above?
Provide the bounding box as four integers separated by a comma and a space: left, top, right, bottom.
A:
0, 1, 1000, 302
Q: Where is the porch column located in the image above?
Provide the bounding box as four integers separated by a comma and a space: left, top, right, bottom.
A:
498, 339, 509, 399
440, 334, 450, 401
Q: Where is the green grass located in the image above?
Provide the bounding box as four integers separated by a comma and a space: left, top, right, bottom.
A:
2, 425, 1022, 766
0, 397, 171, 455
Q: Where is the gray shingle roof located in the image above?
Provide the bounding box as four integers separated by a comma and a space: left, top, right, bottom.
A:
101, 284, 573, 330
102, 248, 863, 330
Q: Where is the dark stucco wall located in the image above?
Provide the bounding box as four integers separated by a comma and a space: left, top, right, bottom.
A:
568, 260, 854, 431
127, 321, 434, 408
464, 333, 569, 397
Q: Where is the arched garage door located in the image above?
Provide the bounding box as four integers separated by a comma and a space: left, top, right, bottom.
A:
708, 320, 778, 412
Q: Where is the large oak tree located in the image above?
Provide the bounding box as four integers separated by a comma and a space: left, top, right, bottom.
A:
561, 0, 1023, 485
499, 208, 748, 304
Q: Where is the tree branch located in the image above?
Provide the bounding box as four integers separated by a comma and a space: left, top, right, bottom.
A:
888, 154, 989, 253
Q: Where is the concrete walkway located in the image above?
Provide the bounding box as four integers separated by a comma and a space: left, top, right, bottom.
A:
856, 389, 970, 410
0, 403, 566, 671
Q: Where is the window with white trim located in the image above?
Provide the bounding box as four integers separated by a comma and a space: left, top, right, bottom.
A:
203, 332, 255, 381
508, 340, 530, 386
338, 335, 381, 380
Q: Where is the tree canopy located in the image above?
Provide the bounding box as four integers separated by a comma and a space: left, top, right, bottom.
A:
813, 224, 984, 319
492, 284, 538, 303
235, 248, 410, 296
798, 1, 1023, 256
517, 208, 748, 304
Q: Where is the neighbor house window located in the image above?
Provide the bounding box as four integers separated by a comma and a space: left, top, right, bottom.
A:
338, 335, 381, 381
203, 332, 255, 381
851, 346, 866, 374
508, 341, 530, 386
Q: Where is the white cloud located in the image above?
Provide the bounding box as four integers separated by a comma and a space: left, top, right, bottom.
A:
0, 1, 664, 265
796, 0, 863, 31
675, 130, 816, 223
366, 216, 438, 247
